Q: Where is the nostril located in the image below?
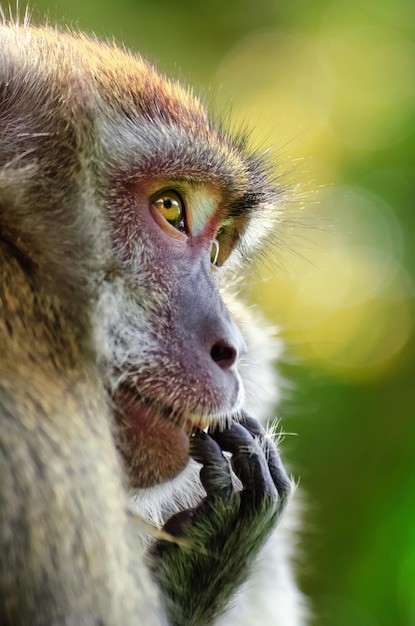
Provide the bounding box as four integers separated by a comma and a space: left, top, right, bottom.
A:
210, 341, 238, 369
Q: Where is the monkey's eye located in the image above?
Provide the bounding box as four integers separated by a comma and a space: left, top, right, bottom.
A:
210, 218, 233, 266
210, 239, 219, 265
152, 191, 186, 233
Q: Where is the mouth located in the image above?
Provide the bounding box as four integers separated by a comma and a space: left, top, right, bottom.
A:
112, 383, 223, 488
116, 384, 218, 433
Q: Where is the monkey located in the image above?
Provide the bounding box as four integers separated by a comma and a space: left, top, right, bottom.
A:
0, 21, 307, 626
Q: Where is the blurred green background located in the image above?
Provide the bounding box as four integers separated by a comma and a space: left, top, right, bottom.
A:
26, 1, 415, 624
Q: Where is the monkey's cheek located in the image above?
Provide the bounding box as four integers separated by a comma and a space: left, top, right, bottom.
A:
115, 404, 190, 489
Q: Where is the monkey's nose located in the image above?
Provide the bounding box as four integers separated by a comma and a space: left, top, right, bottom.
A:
210, 341, 237, 369
210, 336, 246, 370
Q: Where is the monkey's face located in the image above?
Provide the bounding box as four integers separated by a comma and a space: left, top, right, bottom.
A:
97, 116, 277, 488
1, 28, 277, 489
104, 176, 249, 488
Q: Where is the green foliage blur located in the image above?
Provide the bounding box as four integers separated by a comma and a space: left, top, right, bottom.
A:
25, 1, 415, 624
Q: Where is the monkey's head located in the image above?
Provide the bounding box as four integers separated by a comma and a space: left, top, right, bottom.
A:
0, 25, 280, 488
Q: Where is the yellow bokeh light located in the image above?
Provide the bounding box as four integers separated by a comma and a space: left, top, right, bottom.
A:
319, 7, 415, 150
249, 186, 413, 380
214, 25, 414, 382
215, 30, 340, 180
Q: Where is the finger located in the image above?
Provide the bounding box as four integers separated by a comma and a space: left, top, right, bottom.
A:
209, 422, 277, 500
163, 509, 195, 537
189, 430, 233, 497
239, 413, 292, 501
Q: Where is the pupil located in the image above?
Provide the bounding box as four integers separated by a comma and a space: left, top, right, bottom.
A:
164, 199, 172, 209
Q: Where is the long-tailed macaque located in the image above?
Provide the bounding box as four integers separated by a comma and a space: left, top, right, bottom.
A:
0, 21, 307, 626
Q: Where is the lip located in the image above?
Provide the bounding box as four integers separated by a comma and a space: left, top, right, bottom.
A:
114, 383, 223, 438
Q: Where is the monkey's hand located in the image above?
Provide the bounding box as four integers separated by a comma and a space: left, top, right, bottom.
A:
150, 414, 292, 626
